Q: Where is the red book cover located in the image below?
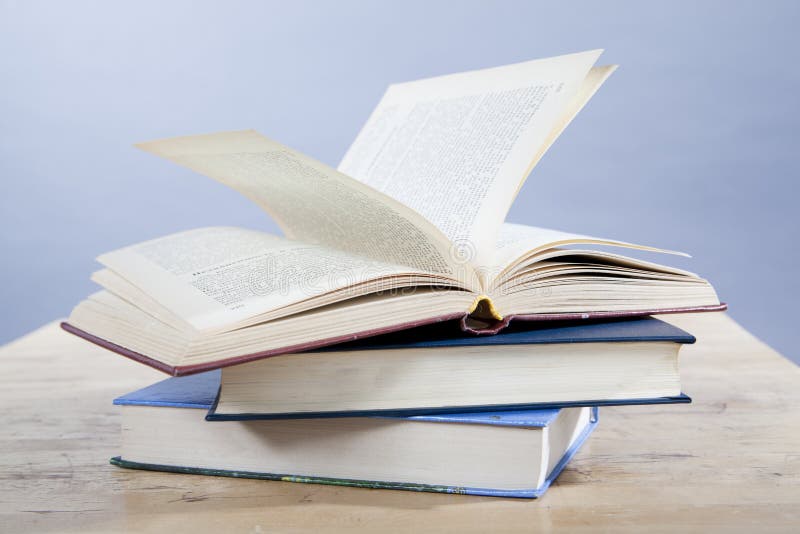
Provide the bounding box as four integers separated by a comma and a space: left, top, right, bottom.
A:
61, 302, 726, 376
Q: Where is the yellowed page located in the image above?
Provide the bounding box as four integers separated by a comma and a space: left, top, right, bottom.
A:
90, 268, 192, 332
136, 130, 475, 286
490, 222, 689, 284
338, 50, 603, 268
97, 227, 456, 331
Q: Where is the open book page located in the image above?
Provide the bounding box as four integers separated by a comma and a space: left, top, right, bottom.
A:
338, 50, 602, 269
97, 227, 463, 332
490, 223, 689, 284
136, 131, 477, 287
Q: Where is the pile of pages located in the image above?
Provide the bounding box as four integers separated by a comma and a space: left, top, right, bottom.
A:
64, 50, 724, 498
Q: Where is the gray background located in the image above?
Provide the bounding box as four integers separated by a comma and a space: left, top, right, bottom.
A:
1, 1, 797, 362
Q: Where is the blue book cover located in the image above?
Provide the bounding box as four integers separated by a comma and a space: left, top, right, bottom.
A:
309, 315, 696, 352
113, 372, 598, 498
206, 317, 693, 420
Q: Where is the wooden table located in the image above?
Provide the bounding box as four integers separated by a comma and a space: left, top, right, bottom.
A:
1, 313, 797, 532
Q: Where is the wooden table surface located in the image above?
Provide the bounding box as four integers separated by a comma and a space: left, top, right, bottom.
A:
1, 313, 798, 533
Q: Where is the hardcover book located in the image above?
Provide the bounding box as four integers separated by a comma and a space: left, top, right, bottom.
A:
63, 49, 723, 375
208, 316, 693, 419
113, 372, 597, 498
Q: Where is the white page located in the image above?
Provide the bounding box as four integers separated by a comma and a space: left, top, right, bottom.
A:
339, 50, 602, 268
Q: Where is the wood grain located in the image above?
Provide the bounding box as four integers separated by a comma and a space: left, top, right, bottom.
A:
1, 313, 798, 533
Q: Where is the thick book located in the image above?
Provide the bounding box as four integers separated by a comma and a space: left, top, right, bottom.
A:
113, 372, 597, 498
63, 49, 724, 376
208, 316, 693, 419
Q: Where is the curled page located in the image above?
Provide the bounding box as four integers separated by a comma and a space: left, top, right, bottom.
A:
510, 64, 618, 200
339, 50, 603, 268
492, 223, 689, 275
136, 131, 473, 285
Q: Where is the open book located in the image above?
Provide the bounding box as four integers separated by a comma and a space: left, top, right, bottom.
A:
63, 50, 723, 375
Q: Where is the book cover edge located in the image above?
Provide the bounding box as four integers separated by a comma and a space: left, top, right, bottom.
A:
60, 303, 725, 376
205, 394, 690, 421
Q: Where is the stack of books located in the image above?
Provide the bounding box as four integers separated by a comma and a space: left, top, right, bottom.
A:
63, 50, 724, 498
